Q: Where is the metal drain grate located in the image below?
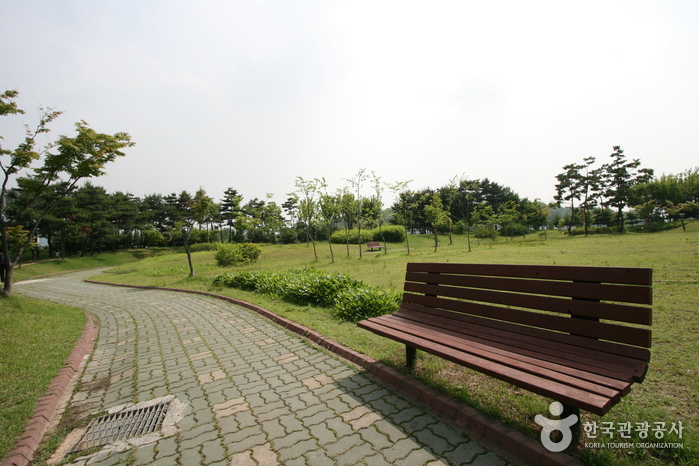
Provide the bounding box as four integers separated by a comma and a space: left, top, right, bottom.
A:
69, 401, 170, 453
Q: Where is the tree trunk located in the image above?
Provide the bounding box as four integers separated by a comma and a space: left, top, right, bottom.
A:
183, 228, 195, 277
357, 224, 363, 259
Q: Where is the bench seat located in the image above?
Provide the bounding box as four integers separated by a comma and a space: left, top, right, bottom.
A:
358, 262, 653, 416
367, 241, 384, 251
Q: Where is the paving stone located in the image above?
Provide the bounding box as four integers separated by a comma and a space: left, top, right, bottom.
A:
132, 442, 156, 465
441, 442, 486, 465
179, 446, 203, 465
14, 271, 515, 466
381, 437, 422, 463
414, 427, 453, 458
333, 442, 376, 465
470, 451, 511, 466
201, 439, 227, 464
278, 438, 320, 462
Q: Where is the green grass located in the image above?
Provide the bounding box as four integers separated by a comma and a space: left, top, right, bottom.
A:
4, 231, 696, 465
0, 295, 85, 460
94, 226, 699, 465
11, 250, 161, 283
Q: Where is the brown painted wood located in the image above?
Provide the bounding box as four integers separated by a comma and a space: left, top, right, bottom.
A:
403, 281, 652, 324
401, 293, 651, 347
406, 262, 652, 286
371, 315, 629, 397
389, 310, 646, 382
404, 271, 652, 304
357, 262, 653, 415
358, 318, 616, 415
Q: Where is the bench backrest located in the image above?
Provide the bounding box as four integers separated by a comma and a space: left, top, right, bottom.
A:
400, 262, 653, 368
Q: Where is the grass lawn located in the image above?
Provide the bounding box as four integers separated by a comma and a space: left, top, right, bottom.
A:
0, 295, 85, 460
94, 225, 698, 465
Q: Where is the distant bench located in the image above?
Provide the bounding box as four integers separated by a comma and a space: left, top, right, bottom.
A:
367, 242, 384, 251
358, 262, 653, 416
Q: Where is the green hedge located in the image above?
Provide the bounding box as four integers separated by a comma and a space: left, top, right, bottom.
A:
329, 225, 406, 244
214, 243, 262, 266
212, 267, 400, 322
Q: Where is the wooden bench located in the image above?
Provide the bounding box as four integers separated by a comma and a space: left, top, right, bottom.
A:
367, 241, 384, 251
358, 262, 652, 416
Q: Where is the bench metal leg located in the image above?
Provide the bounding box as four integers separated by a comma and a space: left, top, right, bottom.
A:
406, 346, 417, 369
562, 404, 581, 442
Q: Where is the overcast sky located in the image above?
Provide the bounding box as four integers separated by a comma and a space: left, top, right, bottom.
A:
1, 0, 697, 208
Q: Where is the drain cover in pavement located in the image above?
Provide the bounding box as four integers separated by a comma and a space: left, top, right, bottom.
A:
69, 401, 170, 453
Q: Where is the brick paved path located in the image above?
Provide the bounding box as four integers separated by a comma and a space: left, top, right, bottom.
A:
15, 270, 513, 466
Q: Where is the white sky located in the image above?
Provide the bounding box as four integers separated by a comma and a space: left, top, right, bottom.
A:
1, 0, 697, 207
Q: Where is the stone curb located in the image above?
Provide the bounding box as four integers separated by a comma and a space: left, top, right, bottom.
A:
82, 280, 586, 466
1, 312, 99, 466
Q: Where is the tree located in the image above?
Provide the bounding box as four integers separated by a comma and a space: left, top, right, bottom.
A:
1, 90, 134, 297
345, 169, 368, 258
109, 191, 140, 250
554, 162, 584, 233
386, 180, 412, 254
220, 188, 243, 243
192, 188, 218, 242
497, 200, 521, 241
424, 192, 448, 252
602, 146, 654, 232
175, 191, 196, 276
453, 177, 478, 252
317, 180, 340, 263
438, 180, 458, 245
577, 157, 604, 236
337, 189, 357, 257
294, 176, 319, 261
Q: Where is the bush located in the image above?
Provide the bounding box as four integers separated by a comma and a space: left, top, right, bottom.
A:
212, 267, 399, 322
330, 228, 374, 244
213, 267, 362, 307
329, 226, 406, 244
499, 223, 529, 237
376, 225, 406, 242
473, 225, 495, 239
567, 226, 617, 236
214, 243, 262, 266
334, 286, 401, 322
189, 242, 221, 252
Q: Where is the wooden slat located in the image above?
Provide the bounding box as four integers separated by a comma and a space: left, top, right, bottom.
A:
405, 271, 652, 305
393, 308, 647, 382
398, 302, 652, 372
401, 293, 652, 347
373, 315, 629, 397
403, 281, 652, 325
407, 262, 652, 286
358, 319, 618, 415
357, 262, 653, 414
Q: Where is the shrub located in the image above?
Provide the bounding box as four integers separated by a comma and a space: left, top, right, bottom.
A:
329, 226, 406, 244
567, 226, 617, 236
214, 243, 262, 266
212, 267, 399, 322
334, 287, 401, 322
189, 242, 221, 252
499, 223, 529, 237
330, 228, 374, 244
375, 225, 406, 242
212, 271, 261, 289
473, 225, 495, 239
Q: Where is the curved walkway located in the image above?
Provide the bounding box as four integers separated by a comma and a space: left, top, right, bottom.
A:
13, 270, 517, 466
